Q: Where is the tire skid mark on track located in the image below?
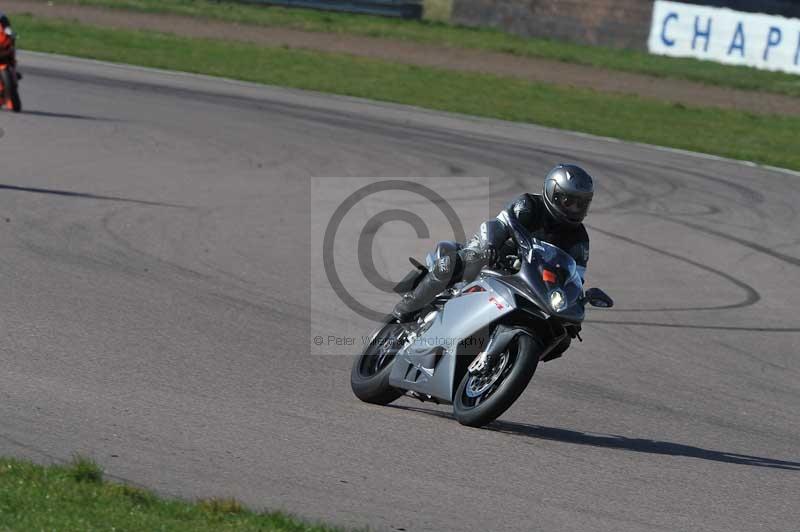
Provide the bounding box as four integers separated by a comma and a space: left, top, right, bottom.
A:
585, 158, 682, 213
20, 109, 120, 122
584, 156, 770, 223
714, 339, 800, 374
185, 206, 314, 309
589, 319, 800, 332
0, 182, 188, 208
98, 207, 312, 324
652, 215, 800, 268
586, 224, 760, 312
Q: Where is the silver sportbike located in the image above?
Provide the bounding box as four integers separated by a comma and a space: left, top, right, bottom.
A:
350, 214, 613, 427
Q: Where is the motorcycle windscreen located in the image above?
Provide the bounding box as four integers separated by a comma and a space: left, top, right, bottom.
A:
514, 241, 583, 322
536, 241, 583, 303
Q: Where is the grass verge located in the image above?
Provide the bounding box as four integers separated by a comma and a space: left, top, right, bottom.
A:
15, 14, 800, 170
16, 0, 800, 96
0, 456, 349, 531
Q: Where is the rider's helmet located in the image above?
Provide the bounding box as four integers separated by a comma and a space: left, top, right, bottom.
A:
0, 14, 15, 44
542, 164, 594, 226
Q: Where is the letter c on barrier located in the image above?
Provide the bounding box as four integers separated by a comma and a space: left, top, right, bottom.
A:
661, 12, 678, 47
764, 26, 782, 61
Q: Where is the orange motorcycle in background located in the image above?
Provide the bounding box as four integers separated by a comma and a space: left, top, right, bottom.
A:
0, 24, 21, 113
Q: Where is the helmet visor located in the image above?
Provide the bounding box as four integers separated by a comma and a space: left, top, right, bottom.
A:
552, 188, 591, 221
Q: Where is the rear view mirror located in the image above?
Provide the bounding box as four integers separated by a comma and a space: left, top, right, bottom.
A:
584, 287, 614, 308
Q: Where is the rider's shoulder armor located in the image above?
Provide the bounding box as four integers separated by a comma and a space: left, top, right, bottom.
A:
506, 192, 534, 216
504, 193, 544, 230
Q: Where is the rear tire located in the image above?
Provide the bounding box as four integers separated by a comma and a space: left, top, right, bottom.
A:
0, 68, 20, 112
350, 320, 406, 405
453, 334, 541, 427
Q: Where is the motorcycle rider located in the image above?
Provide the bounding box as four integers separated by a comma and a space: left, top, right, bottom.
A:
0, 13, 18, 110
0, 13, 16, 65
393, 164, 594, 358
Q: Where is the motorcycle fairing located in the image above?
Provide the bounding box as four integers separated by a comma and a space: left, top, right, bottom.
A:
388, 276, 518, 403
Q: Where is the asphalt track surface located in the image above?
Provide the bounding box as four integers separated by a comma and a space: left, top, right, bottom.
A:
1, 52, 798, 532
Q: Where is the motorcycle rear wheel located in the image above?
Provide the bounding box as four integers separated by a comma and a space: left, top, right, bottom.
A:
0, 68, 21, 113
453, 334, 541, 427
350, 320, 406, 405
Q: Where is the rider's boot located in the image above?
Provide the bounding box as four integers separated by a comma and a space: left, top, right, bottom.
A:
392, 273, 447, 322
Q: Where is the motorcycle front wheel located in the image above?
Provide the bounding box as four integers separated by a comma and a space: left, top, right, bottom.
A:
453, 334, 541, 427
10, 84, 21, 112
350, 320, 406, 405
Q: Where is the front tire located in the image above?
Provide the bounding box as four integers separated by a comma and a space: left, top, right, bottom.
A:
350, 320, 406, 405
10, 84, 21, 113
454, 334, 541, 427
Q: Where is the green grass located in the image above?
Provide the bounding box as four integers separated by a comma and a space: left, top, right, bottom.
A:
16, 0, 800, 96
422, 0, 452, 23
0, 456, 351, 531
14, 14, 800, 170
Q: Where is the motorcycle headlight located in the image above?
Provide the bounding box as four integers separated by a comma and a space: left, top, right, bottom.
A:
549, 289, 567, 312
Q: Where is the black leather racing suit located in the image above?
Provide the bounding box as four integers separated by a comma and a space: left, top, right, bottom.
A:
396, 192, 589, 358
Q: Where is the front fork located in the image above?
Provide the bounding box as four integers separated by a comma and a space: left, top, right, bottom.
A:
468, 324, 569, 375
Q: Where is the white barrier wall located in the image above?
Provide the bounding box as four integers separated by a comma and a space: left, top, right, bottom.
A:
648, 0, 800, 74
